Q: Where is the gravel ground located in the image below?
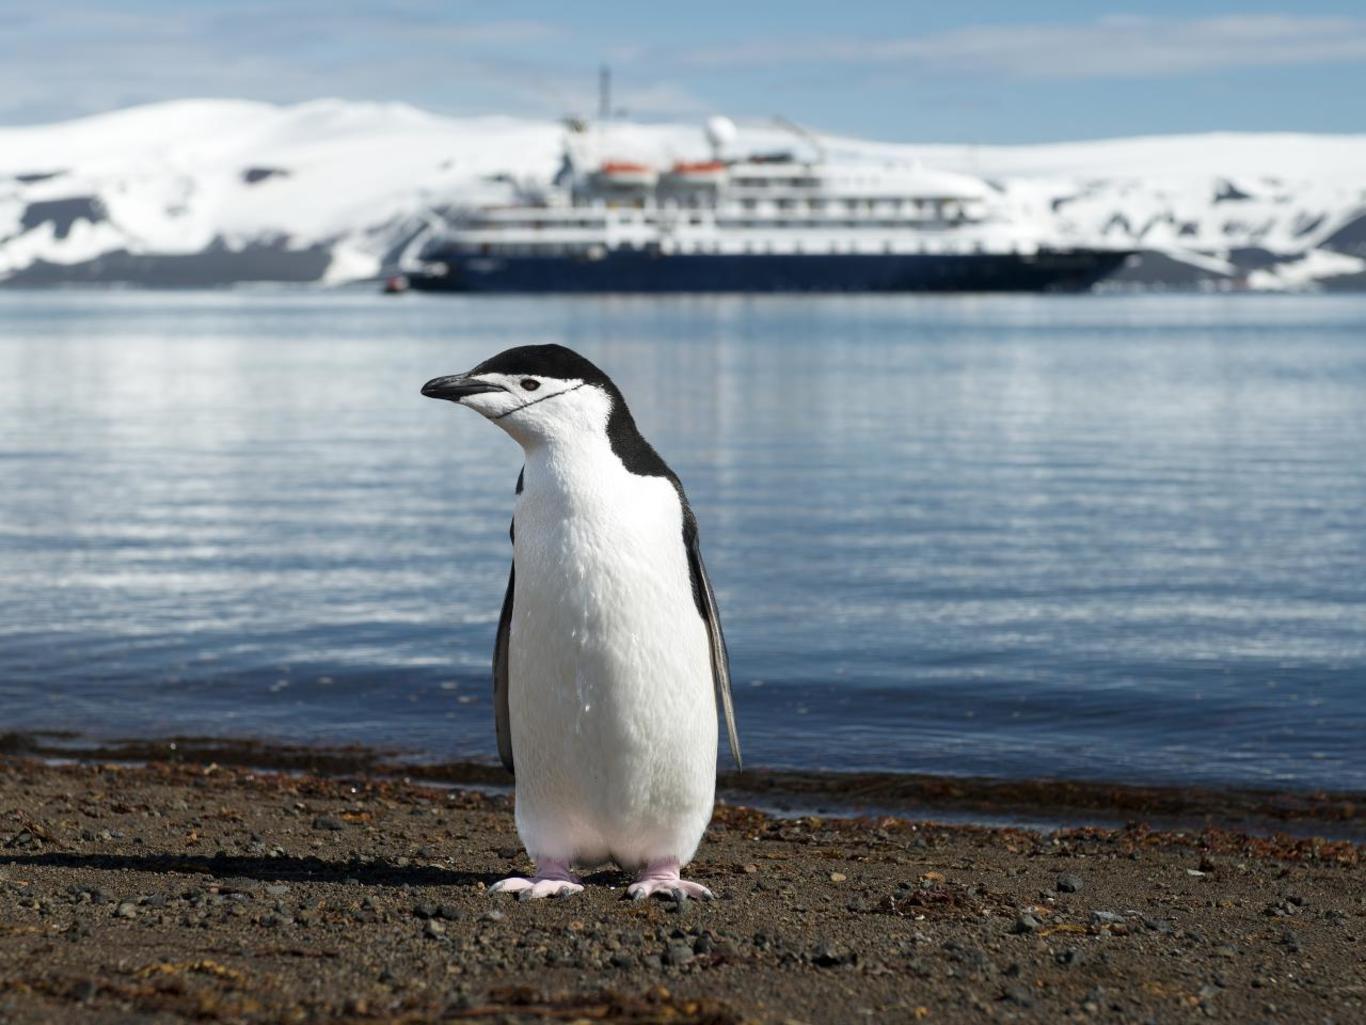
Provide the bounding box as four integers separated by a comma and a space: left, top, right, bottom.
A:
1, 758, 1361, 1024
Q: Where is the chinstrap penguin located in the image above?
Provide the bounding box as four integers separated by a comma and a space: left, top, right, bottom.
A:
421, 345, 741, 900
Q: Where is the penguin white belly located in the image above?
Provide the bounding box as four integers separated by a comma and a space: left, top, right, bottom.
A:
507, 462, 716, 871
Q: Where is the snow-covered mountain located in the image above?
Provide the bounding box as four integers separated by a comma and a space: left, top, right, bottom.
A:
2, 99, 1364, 290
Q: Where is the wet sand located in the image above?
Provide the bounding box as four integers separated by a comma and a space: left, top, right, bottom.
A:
1, 756, 1362, 1024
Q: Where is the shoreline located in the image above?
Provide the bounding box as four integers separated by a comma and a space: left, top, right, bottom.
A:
4, 731, 1362, 842
1, 756, 1362, 1024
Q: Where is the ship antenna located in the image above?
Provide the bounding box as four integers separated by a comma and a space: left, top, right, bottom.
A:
598, 65, 611, 121
772, 114, 826, 163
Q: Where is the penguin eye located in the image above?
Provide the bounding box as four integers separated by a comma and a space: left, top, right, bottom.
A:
520, 379, 540, 391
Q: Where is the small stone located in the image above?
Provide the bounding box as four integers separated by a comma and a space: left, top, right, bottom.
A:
1012, 912, 1042, 934
812, 943, 855, 967
114, 901, 138, 919
1056, 874, 1083, 893
438, 905, 464, 921
663, 942, 694, 966
264, 884, 290, 897
424, 919, 446, 938
71, 980, 98, 1002
1143, 917, 1174, 934
829, 872, 847, 883
413, 902, 438, 919
482, 909, 505, 922
610, 951, 634, 968
642, 954, 663, 970
312, 815, 344, 831
1002, 985, 1033, 1007
1090, 910, 1123, 926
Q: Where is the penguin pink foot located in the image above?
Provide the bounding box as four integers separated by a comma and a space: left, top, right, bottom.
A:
626, 858, 715, 901
489, 859, 583, 900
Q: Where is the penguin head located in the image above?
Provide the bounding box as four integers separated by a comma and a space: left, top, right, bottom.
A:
422, 344, 618, 446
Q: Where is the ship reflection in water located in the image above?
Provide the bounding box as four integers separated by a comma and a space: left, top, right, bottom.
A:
404, 117, 1131, 294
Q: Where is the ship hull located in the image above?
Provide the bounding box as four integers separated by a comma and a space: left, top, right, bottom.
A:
407, 249, 1129, 294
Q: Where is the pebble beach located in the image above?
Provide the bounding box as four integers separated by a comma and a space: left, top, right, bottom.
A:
2, 757, 1361, 1024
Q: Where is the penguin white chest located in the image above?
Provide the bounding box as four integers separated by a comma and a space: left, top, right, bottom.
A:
507, 452, 717, 869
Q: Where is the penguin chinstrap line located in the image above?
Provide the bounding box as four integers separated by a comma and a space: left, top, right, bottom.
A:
421, 345, 742, 901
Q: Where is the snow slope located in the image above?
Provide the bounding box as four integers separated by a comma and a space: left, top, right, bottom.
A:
2, 99, 1364, 288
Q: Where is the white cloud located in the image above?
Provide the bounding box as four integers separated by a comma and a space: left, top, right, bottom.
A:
679, 14, 1366, 79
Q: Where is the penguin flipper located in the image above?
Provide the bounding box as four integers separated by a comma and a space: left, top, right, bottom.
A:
493, 560, 515, 774
684, 513, 742, 770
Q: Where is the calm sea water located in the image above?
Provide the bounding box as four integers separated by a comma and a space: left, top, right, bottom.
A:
2, 291, 1364, 791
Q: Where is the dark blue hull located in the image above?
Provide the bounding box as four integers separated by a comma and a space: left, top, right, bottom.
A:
407, 249, 1130, 294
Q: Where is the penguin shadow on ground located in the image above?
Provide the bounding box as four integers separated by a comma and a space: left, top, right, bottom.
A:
0, 851, 498, 890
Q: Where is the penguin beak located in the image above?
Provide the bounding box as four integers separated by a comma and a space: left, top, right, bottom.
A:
421, 374, 505, 402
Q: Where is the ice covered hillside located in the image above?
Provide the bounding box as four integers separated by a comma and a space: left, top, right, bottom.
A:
2, 99, 1364, 289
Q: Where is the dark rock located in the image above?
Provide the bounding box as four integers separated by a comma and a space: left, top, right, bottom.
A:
1012, 912, 1043, 934
663, 942, 694, 966
812, 943, 855, 967
609, 951, 634, 968
1002, 985, 1033, 1007
71, 980, 97, 1002
1090, 910, 1123, 926
413, 902, 438, 919
312, 815, 344, 831
1056, 874, 1083, 893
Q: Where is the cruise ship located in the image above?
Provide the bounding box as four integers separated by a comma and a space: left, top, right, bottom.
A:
403, 117, 1130, 294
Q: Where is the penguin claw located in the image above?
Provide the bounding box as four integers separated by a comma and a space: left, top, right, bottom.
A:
625, 878, 714, 902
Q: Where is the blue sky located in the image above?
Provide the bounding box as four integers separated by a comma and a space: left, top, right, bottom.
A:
2, 1, 1364, 141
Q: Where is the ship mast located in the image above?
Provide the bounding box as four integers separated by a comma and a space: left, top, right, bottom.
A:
598, 65, 611, 121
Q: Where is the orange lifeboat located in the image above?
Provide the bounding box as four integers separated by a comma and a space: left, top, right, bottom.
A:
598, 161, 657, 187
670, 159, 728, 184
